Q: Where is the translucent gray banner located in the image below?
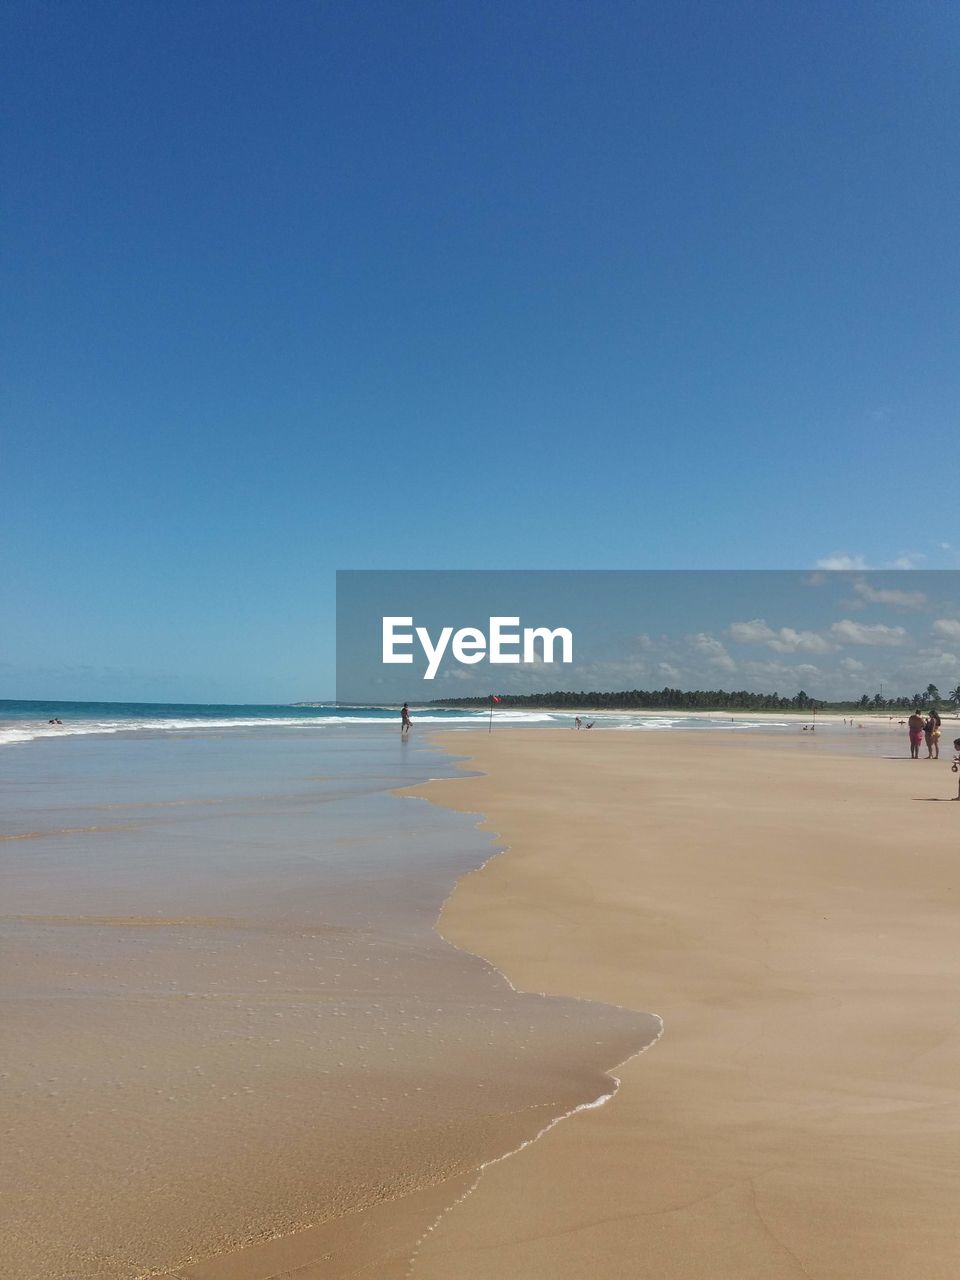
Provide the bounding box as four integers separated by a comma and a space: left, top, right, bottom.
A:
336, 570, 960, 707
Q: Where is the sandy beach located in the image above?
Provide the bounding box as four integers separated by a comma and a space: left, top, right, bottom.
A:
403, 726, 960, 1279
9, 717, 960, 1278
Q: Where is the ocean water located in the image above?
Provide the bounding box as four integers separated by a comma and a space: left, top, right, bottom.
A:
0, 697, 805, 753
0, 707, 659, 1279
0, 698, 558, 748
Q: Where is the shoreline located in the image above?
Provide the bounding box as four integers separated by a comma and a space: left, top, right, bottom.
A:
441, 706, 951, 723
151, 739, 658, 1280
404, 784, 665, 1272
404, 727, 960, 1278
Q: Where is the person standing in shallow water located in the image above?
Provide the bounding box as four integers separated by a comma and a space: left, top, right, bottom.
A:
925, 709, 941, 759
401, 703, 412, 736
908, 710, 924, 759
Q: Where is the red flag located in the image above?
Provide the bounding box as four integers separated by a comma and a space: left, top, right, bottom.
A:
491, 695, 502, 703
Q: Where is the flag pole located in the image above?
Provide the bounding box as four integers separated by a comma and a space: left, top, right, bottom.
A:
489, 694, 494, 734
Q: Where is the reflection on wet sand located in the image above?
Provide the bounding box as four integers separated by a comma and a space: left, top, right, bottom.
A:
1, 728, 657, 1280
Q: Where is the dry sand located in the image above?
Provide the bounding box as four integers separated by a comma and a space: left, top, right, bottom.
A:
402, 727, 960, 1279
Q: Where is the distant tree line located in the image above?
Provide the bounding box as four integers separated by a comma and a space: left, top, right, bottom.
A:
433, 683, 960, 712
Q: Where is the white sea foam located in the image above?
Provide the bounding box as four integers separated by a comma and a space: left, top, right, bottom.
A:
404, 1030, 663, 1278
0, 710, 558, 748
611, 716, 679, 730
0, 707, 804, 749
725, 719, 791, 730
610, 714, 792, 731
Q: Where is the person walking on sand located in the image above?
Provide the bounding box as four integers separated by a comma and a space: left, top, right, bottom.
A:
926, 709, 942, 759
401, 703, 411, 736
908, 709, 925, 759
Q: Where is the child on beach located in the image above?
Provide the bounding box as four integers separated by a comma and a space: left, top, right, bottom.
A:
952, 740, 960, 799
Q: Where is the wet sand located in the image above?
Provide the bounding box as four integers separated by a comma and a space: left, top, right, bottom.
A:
1, 729, 656, 1279
407, 727, 960, 1279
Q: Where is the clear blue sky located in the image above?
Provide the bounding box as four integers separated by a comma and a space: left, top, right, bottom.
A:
3, 1, 959, 701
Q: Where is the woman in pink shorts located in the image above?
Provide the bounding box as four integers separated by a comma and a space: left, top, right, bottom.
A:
908, 710, 925, 759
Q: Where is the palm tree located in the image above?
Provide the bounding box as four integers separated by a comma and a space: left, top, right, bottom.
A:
949, 685, 960, 717
927, 683, 940, 705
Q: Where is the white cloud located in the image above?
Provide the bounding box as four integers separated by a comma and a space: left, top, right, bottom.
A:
830, 619, 907, 647
816, 553, 868, 570
890, 649, 960, 684
840, 657, 866, 673
658, 662, 681, 681
567, 658, 652, 686
740, 658, 794, 676
852, 580, 927, 610
739, 657, 864, 698
933, 619, 960, 641
814, 552, 925, 572
889, 555, 923, 570
691, 632, 736, 672
768, 627, 832, 654
728, 618, 831, 653
729, 618, 776, 643
932, 652, 959, 667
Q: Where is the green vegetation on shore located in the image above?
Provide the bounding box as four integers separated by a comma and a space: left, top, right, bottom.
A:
433, 683, 960, 713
